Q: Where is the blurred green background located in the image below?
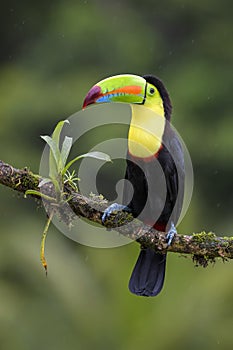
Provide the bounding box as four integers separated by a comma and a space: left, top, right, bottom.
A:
0, 1, 233, 349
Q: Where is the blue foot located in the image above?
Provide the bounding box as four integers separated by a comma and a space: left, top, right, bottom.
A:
102, 203, 131, 224
166, 222, 177, 247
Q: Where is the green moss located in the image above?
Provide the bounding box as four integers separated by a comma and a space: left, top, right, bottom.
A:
192, 254, 216, 268
22, 173, 39, 189
192, 231, 217, 244
89, 192, 107, 204
103, 210, 133, 229
223, 236, 233, 241
11, 170, 40, 192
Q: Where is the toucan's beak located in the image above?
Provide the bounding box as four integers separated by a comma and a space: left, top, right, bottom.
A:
83, 74, 146, 108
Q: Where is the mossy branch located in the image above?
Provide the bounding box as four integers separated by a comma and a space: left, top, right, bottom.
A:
0, 159, 232, 266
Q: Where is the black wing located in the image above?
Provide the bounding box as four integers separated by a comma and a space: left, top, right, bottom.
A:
156, 123, 185, 228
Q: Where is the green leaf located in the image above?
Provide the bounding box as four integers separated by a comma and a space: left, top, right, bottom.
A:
60, 136, 73, 168
41, 120, 70, 178
41, 134, 62, 197
41, 135, 60, 166
51, 120, 69, 174
52, 119, 69, 147
62, 151, 111, 175
83, 151, 112, 162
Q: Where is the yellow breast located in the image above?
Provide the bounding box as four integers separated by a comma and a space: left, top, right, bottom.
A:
128, 104, 165, 158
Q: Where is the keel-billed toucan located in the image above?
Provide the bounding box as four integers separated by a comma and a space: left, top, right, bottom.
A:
83, 74, 184, 296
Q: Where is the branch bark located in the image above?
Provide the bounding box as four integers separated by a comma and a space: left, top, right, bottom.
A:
0, 159, 232, 266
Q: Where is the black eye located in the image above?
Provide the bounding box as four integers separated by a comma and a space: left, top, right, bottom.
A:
149, 87, 155, 94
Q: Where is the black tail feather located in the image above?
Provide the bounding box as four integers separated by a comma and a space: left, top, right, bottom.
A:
128, 248, 166, 297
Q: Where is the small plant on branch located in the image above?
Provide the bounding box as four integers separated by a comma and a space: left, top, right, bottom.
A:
25, 120, 111, 274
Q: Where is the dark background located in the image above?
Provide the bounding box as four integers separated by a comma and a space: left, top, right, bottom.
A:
0, 1, 233, 349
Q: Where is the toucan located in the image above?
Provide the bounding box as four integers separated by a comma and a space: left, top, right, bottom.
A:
83, 74, 184, 296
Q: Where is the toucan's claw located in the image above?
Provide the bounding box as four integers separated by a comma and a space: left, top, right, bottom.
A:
166, 222, 177, 247
102, 203, 131, 224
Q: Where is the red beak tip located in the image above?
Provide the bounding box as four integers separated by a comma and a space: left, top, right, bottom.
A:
83, 85, 102, 108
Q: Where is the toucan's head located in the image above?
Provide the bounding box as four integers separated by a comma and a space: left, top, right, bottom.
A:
83, 74, 172, 120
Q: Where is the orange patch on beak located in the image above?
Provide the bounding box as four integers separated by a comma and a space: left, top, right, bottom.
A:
102, 85, 143, 96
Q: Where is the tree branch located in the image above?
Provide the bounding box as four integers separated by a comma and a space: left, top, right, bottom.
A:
0, 159, 232, 266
